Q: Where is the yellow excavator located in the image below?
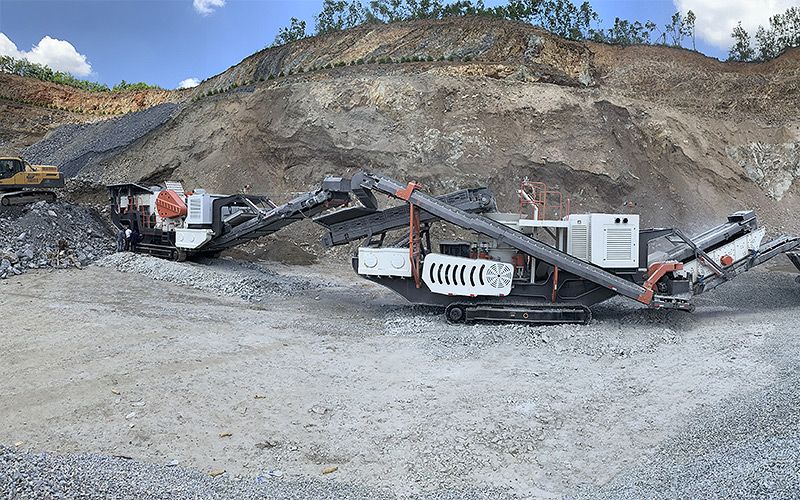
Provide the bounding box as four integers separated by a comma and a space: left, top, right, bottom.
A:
0, 156, 64, 206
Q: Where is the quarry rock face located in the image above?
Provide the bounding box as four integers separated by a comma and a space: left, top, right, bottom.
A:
5, 17, 800, 238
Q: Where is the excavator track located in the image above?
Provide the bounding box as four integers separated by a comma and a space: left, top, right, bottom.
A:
0, 190, 57, 206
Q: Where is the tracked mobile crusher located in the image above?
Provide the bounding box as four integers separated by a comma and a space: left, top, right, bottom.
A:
314, 173, 800, 324
107, 178, 494, 261
109, 172, 800, 324
108, 180, 353, 260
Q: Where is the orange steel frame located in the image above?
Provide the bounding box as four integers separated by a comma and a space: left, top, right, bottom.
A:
519, 181, 570, 221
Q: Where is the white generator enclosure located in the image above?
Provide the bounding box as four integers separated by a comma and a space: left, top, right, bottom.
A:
357, 247, 412, 277
186, 189, 214, 226
568, 214, 639, 268
422, 254, 514, 297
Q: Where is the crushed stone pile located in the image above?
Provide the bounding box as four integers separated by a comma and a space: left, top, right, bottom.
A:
95, 252, 333, 300
22, 103, 178, 177
570, 349, 800, 500
0, 201, 114, 279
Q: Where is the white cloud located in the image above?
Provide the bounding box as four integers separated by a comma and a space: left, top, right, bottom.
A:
177, 77, 200, 89
674, 0, 800, 49
0, 32, 92, 76
0, 33, 23, 59
193, 0, 225, 16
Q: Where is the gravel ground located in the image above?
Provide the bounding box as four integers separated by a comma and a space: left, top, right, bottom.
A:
0, 201, 114, 278
22, 103, 177, 177
0, 443, 510, 500
572, 342, 800, 499
0, 445, 396, 500
95, 252, 339, 300
2, 258, 799, 498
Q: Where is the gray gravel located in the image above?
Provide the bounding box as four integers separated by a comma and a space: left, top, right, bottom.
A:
0, 446, 512, 500
570, 345, 800, 499
0, 445, 392, 499
0, 201, 114, 278
95, 252, 336, 300
23, 103, 178, 177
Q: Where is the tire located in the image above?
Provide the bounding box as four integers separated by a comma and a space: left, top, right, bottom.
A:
445, 304, 466, 323
0, 197, 8, 207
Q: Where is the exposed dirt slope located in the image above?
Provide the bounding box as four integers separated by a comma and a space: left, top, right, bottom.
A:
0, 73, 181, 115
589, 42, 800, 123
16, 16, 800, 242
0, 73, 182, 155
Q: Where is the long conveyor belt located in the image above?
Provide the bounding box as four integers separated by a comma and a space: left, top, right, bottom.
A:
203, 178, 351, 253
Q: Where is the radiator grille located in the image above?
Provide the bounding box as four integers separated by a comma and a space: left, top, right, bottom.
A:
606, 228, 633, 261
570, 225, 589, 261
189, 197, 202, 215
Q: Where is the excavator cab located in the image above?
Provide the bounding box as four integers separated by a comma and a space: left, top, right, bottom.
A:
0, 156, 64, 206
0, 158, 23, 179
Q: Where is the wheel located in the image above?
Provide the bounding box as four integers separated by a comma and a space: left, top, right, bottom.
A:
1, 197, 9, 206
445, 304, 466, 323
174, 249, 187, 262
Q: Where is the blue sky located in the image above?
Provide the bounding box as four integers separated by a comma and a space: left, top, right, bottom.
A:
0, 0, 794, 89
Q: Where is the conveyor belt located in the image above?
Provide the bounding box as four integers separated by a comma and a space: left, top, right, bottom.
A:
698, 235, 800, 293
203, 179, 351, 252
314, 187, 495, 247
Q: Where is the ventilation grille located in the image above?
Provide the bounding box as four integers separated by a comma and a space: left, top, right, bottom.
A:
164, 181, 185, 196
422, 254, 514, 297
570, 225, 589, 261
606, 227, 633, 261
426, 260, 510, 289
428, 261, 490, 288
189, 197, 202, 216
486, 263, 513, 288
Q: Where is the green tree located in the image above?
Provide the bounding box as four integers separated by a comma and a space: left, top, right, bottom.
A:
368, 0, 406, 22
0, 55, 114, 91
664, 11, 684, 47
493, 0, 536, 21
728, 22, 754, 61
538, 0, 597, 40
112, 80, 161, 92
406, 0, 445, 19
592, 17, 656, 45
439, 0, 488, 17
755, 25, 779, 60
274, 17, 308, 45
315, 0, 368, 35
753, 7, 800, 60
683, 10, 696, 50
